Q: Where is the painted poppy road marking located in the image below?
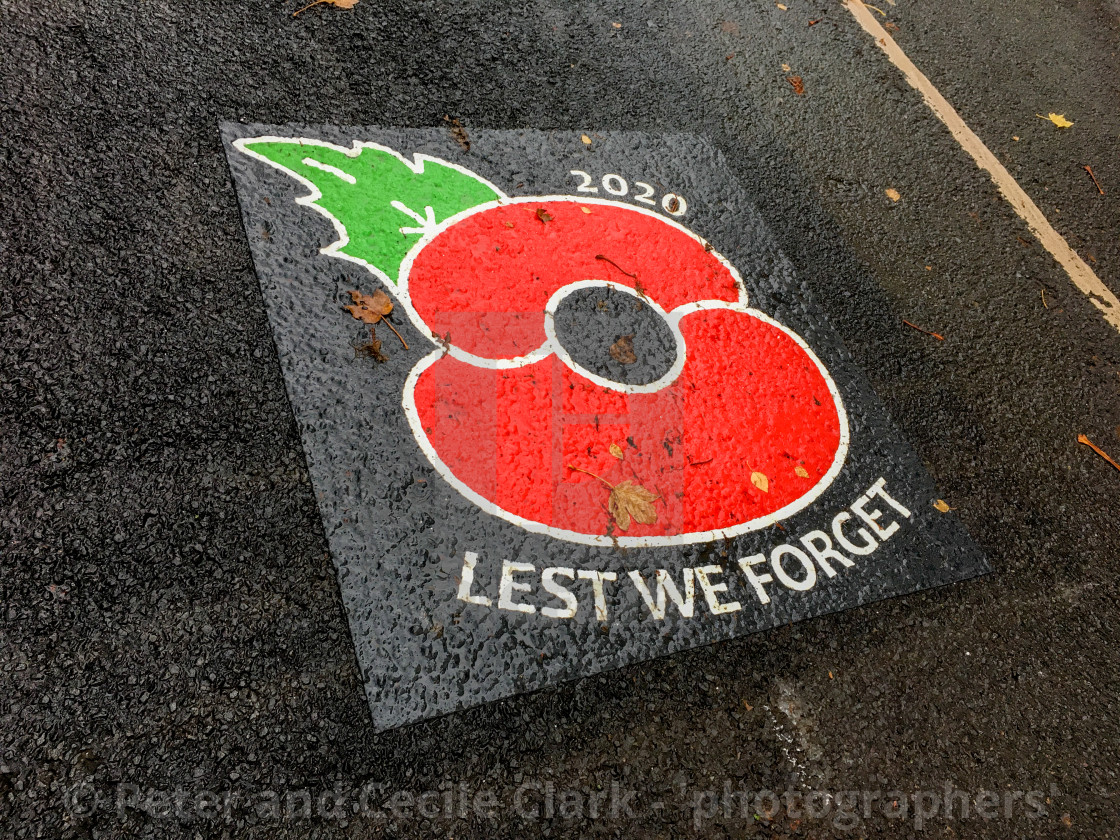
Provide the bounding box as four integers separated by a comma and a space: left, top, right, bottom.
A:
843, 0, 1120, 335
224, 124, 990, 730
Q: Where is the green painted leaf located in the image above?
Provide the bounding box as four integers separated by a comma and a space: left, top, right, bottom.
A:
238, 139, 502, 284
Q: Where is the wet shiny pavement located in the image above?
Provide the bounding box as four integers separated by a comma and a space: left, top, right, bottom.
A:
3, 1, 1119, 837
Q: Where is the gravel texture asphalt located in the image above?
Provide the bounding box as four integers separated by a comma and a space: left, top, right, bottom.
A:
3, 0, 1120, 838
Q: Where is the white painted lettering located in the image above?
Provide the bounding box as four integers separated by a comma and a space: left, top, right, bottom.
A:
628, 568, 695, 619
800, 530, 854, 577
498, 561, 536, 614
541, 567, 578, 619
852, 492, 900, 540
577, 569, 617, 621
694, 565, 741, 614
770, 544, 817, 591
832, 511, 878, 556
456, 551, 492, 607
737, 554, 774, 604
868, 477, 913, 519
457, 480, 917, 619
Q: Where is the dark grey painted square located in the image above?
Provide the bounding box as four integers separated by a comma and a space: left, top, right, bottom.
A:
221, 123, 988, 732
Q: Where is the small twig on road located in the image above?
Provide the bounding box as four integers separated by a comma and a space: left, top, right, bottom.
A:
902, 320, 945, 341
382, 317, 408, 349
1085, 166, 1105, 196
594, 254, 638, 280
1078, 434, 1120, 473
566, 464, 615, 489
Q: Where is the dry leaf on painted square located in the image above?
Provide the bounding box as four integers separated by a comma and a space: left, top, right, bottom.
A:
609, 480, 659, 531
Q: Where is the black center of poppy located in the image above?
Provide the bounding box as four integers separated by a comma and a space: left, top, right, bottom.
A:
551, 286, 678, 386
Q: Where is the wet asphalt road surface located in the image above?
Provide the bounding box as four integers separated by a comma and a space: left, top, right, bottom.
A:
3, 0, 1120, 837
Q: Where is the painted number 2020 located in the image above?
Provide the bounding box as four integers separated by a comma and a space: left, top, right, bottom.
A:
568, 170, 687, 217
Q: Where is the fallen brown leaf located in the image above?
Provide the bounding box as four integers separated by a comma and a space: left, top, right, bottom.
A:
580, 134, 592, 146
751, 471, 770, 493
1037, 112, 1073, 129
346, 289, 408, 348
536, 208, 553, 223
293, 0, 357, 16
933, 499, 954, 513
566, 465, 660, 531
609, 334, 637, 365
444, 116, 470, 151
609, 443, 625, 460
885, 187, 901, 202
346, 289, 392, 324
787, 75, 805, 95
609, 480, 659, 531
794, 466, 810, 478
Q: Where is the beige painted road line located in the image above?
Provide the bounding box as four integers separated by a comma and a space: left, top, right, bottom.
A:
843, 0, 1120, 335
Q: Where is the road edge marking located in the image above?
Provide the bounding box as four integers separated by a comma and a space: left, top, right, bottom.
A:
843, 0, 1120, 334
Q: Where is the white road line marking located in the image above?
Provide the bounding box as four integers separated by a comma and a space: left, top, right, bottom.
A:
843, 0, 1120, 334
